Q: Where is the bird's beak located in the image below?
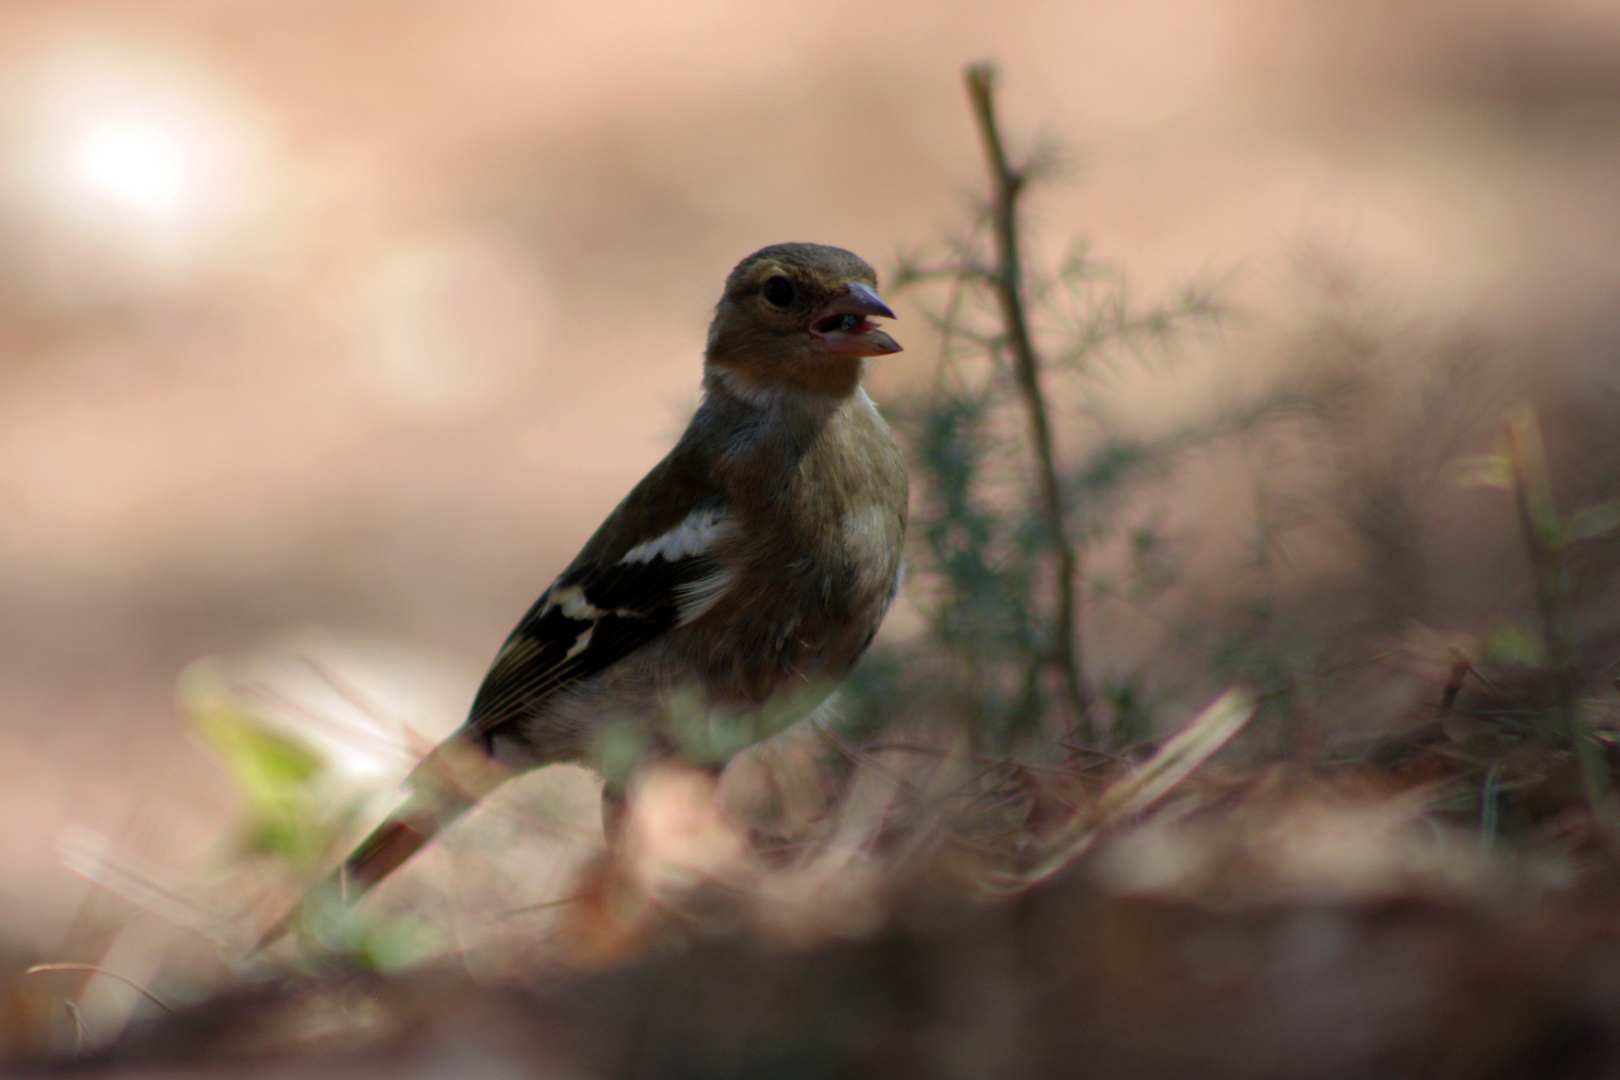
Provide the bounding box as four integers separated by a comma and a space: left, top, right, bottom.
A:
809, 281, 902, 357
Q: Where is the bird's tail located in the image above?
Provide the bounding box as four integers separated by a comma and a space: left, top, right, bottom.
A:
252, 736, 510, 953
343, 786, 475, 896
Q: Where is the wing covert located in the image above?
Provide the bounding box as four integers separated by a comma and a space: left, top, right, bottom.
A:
463, 504, 733, 737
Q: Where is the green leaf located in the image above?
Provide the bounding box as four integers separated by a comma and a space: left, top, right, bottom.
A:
189, 693, 323, 799
180, 659, 332, 863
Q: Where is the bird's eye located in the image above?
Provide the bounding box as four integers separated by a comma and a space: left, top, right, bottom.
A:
762, 276, 794, 307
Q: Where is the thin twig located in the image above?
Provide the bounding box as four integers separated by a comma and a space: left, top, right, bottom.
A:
1254, 648, 1402, 703
965, 62, 1091, 740
64, 1000, 87, 1055
497, 893, 589, 921
813, 719, 927, 801
26, 964, 176, 1016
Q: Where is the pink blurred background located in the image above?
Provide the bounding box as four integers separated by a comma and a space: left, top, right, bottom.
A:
1, 0, 1617, 956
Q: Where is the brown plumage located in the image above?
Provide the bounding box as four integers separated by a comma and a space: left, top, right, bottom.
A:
260, 243, 907, 945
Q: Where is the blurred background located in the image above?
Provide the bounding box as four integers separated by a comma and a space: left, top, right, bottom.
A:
2, 0, 1619, 1002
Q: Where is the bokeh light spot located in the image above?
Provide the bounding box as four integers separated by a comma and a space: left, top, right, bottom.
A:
9, 47, 272, 268
69, 114, 196, 222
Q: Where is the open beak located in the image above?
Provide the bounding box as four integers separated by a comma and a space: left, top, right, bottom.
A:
809, 281, 902, 357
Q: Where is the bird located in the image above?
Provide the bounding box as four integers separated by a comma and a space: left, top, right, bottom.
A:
260, 242, 908, 944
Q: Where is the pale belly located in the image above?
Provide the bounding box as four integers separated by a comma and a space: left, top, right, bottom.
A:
508, 640, 844, 780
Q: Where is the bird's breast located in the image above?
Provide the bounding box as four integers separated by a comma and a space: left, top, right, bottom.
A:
682, 394, 907, 704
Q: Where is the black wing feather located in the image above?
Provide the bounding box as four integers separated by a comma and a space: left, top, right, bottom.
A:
463, 538, 723, 739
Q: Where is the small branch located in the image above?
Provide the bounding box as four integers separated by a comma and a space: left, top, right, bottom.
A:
965, 62, 1091, 740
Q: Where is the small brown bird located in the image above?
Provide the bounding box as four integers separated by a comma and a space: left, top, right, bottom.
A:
263, 243, 907, 941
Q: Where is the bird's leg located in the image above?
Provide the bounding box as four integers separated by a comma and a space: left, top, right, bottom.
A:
599, 754, 727, 849
598, 730, 678, 846
600, 782, 629, 846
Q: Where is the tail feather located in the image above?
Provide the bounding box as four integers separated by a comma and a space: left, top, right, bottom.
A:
251, 791, 474, 953
341, 794, 466, 897
252, 738, 511, 954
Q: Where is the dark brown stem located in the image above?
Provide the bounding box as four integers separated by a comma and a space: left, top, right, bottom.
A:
1503, 405, 1614, 825
964, 62, 1091, 741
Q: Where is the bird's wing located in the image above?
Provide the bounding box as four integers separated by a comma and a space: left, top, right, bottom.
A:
463, 500, 734, 738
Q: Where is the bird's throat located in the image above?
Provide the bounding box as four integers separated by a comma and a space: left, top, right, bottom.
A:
708, 357, 863, 409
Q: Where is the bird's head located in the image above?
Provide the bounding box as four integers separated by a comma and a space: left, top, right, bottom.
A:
705, 243, 901, 402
